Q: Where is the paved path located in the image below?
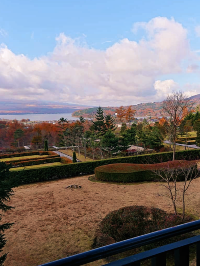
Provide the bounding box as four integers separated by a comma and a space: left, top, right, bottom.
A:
54, 150, 81, 162
164, 140, 200, 149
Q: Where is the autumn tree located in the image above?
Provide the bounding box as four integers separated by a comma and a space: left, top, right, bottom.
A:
153, 160, 198, 220
115, 106, 126, 123
125, 106, 136, 126
162, 92, 192, 160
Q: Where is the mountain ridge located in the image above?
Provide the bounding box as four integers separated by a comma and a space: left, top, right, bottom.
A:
72, 94, 200, 118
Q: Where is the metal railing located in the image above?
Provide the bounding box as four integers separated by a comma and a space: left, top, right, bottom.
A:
41, 220, 200, 266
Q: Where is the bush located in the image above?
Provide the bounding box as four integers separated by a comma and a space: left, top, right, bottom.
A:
92, 206, 194, 263
94, 161, 197, 183
0, 151, 53, 159
4, 154, 59, 165
10, 157, 61, 167
8, 149, 200, 186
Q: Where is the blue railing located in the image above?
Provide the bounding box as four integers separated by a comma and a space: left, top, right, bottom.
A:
41, 220, 200, 266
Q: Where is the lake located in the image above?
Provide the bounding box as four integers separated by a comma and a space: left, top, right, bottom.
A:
0, 113, 79, 121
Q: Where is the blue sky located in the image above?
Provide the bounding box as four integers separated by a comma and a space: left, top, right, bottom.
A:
0, 0, 200, 106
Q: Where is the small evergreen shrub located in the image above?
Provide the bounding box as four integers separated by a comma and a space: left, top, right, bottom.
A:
73, 152, 77, 163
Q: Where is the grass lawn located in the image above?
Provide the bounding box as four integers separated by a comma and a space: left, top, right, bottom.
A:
163, 143, 195, 151
2, 174, 200, 266
0, 155, 51, 162
178, 131, 197, 138
10, 162, 63, 171
59, 149, 92, 162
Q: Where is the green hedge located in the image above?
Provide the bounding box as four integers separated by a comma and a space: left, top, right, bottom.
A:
9, 149, 200, 186
95, 161, 197, 183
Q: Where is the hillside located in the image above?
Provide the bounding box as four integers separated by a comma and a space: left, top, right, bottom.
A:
72, 94, 200, 118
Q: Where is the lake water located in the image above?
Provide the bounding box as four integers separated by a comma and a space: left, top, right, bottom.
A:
0, 113, 79, 121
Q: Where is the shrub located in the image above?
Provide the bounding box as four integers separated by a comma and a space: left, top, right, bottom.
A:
92, 206, 194, 263
10, 157, 61, 167
94, 160, 197, 183
0, 151, 54, 159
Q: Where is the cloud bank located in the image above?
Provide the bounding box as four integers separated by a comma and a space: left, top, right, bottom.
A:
0, 17, 199, 106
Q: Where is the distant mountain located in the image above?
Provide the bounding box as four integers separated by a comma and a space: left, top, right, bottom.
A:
72, 94, 200, 118
187, 94, 200, 100
0, 100, 92, 115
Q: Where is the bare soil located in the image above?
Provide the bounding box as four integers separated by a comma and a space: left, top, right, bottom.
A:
2, 176, 200, 266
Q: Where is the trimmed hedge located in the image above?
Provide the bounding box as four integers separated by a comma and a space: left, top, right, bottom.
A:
0, 151, 55, 159
94, 161, 197, 183
4, 155, 60, 165
9, 149, 200, 186
10, 157, 61, 167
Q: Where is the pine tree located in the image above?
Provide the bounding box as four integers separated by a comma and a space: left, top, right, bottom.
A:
92, 107, 106, 136
0, 162, 14, 265
105, 114, 116, 132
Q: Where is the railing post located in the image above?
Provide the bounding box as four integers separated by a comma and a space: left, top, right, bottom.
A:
151, 253, 166, 266
174, 245, 189, 266
196, 242, 200, 265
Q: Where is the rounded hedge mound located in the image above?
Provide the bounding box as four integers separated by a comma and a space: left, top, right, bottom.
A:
94, 160, 197, 183
92, 206, 194, 263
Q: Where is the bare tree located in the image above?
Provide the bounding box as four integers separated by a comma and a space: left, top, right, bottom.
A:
162, 91, 192, 160
153, 160, 198, 220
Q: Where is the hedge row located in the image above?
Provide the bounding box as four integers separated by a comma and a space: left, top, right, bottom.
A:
10, 157, 61, 167
94, 161, 197, 183
0, 151, 55, 159
5, 155, 60, 164
60, 157, 73, 164
9, 149, 200, 186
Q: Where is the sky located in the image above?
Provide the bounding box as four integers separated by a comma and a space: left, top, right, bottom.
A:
0, 0, 200, 107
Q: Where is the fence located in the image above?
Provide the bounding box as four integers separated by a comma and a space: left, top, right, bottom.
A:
41, 219, 200, 266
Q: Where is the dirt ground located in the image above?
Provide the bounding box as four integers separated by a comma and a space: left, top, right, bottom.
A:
2, 175, 200, 266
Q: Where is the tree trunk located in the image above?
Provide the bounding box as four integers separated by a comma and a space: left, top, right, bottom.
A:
84, 140, 86, 159
173, 143, 176, 161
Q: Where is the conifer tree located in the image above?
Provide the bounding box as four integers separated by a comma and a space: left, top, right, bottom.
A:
92, 107, 106, 136
0, 162, 13, 265
73, 151, 77, 163
105, 114, 116, 132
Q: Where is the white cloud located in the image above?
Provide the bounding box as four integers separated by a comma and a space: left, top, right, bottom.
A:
0, 17, 198, 106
